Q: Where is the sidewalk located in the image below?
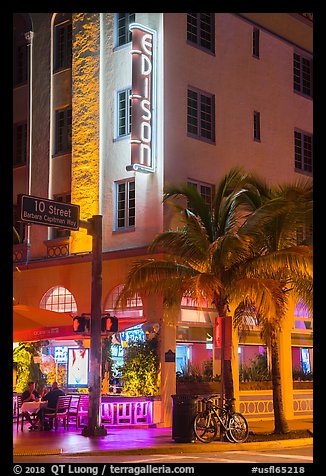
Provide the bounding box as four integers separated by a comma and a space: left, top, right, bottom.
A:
13, 417, 313, 457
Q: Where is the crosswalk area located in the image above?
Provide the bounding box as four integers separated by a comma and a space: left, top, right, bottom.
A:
14, 445, 313, 464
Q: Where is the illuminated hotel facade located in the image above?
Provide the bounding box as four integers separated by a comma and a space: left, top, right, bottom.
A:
13, 13, 313, 425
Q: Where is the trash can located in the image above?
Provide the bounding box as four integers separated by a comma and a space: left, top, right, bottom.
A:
171, 394, 197, 443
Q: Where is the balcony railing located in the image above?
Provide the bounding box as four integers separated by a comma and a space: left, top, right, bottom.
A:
45, 237, 70, 259
13, 243, 30, 264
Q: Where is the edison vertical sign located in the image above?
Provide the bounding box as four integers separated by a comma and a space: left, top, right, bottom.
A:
127, 23, 157, 173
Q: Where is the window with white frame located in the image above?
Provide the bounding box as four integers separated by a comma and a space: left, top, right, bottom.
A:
187, 88, 215, 142
293, 52, 312, 98
188, 180, 213, 210
253, 111, 261, 141
295, 224, 313, 246
252, 28, 260, 58
13, 122, 27, 166
51, 193, 71, 239
115, 13, 135, 47
115, 180, 135, 230
54, 106, 72, 155
294, 130, 313, 174
117, 88, 132, 137
53, 14, 72, 72
187, 13, 215, 54
40, 286, 77, 313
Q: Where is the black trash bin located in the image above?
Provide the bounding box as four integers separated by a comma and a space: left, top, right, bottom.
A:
171, 394, 197, 443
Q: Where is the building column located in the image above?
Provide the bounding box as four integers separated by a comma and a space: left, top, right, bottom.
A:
71, 13, 101, 253
160, 300, 178, 427
144, 295, 178, 427
277, 301, 295, 419
231, 325, 240, 411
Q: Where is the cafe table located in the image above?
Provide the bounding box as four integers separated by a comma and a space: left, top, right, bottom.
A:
21, 400, 47, 414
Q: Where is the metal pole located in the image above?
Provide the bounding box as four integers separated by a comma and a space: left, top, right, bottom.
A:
82, 215, 107, 436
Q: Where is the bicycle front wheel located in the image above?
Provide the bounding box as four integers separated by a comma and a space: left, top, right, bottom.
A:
226, 412, 249, 443
193, 411, 218, 443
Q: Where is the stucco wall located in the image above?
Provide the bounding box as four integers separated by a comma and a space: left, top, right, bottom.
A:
163, 12, 312, 218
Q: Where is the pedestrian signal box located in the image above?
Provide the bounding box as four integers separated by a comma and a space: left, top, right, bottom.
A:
73, 314, 118, 334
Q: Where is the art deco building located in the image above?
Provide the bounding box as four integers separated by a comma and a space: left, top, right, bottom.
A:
13, 13, 313, 425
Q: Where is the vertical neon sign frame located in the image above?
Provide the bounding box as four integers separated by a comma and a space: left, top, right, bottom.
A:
127, 23, 157, 173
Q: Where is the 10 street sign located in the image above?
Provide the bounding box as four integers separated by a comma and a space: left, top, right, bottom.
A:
18, 194, 80, 230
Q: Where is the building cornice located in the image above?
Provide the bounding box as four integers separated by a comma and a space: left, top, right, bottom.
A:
13, 245, 159, 271
236, 13, 313, 54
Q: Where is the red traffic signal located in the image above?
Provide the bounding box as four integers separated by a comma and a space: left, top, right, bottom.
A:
73, 314, 117, 333
73, 315, 90, 333
101, 314, 118, 333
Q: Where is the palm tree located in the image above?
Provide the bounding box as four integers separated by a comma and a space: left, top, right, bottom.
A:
117, 167, 274, 402
233, 180, 313, 433
117, 169, 312, 434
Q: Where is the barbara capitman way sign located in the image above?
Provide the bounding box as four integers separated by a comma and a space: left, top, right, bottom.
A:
18, 194, 80, 230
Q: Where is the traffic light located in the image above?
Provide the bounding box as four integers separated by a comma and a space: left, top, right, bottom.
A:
73, 315, 90, 333
101, 314, 118, 333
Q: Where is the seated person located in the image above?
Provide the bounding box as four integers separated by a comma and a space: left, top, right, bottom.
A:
21, 381, 40, 431
38, 381, 65, 430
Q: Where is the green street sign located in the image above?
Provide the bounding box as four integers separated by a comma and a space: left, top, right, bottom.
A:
18, 194, 80, 230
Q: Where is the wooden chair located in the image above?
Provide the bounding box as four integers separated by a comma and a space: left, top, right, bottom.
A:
16, 395, 24, 431
76, 394, 89, 429
67, 394, 80, 430
16, 394, 38, 431
43, 395, 71, 431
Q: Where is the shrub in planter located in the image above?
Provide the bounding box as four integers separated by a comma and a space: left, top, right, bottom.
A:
176, 360, 221, 395
13, 342, 47, 393
239, 351, 270, 382
118, 336, 160, 396
292, 367, 313, 381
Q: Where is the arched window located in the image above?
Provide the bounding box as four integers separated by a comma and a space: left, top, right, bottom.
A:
104, 285, 143, 318
40, 286, 77, 313
294, 299, 312, 330
180, 295, 214, 325
53, 13, 72, 72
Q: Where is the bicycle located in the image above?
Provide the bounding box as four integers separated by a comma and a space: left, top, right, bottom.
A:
193, 395, 249, 443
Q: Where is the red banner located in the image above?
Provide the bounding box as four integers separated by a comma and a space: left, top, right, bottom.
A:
214, 316, 232, 360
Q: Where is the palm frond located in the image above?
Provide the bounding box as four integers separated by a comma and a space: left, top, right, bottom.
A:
242, 246, 313, 279
115, 259, 196, 309
231, 277, 287, 330
164, 183, 213, 241
149, 216, 210, 268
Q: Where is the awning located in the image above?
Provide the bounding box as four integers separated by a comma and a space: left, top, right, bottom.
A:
13, 304, 146, 342
13, 305, 74, 342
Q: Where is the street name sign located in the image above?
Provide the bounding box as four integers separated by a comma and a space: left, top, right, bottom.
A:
18, 194, 80, 230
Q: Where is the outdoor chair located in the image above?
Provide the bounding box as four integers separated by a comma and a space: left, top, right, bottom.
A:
16, 394, 38, 431
67, 394, 80, 430
76, 394, 89, 429
43, 395, 71, 431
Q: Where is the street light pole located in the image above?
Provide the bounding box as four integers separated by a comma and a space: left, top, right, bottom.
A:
81, 215, 107, 436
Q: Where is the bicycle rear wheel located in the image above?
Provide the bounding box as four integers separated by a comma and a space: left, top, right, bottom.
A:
193, 411, 218, 443
226, 412, 249, 443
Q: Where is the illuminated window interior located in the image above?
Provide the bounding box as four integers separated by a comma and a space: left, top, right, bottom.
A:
40, 286, 77, 313
180, 296, 213, 324
294, 299, 312, 330
105, 284, 143, 319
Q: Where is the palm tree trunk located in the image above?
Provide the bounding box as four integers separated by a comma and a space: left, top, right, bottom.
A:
270, 328, 289, 434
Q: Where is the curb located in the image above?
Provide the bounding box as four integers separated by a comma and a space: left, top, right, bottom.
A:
62, 437, 313, 457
